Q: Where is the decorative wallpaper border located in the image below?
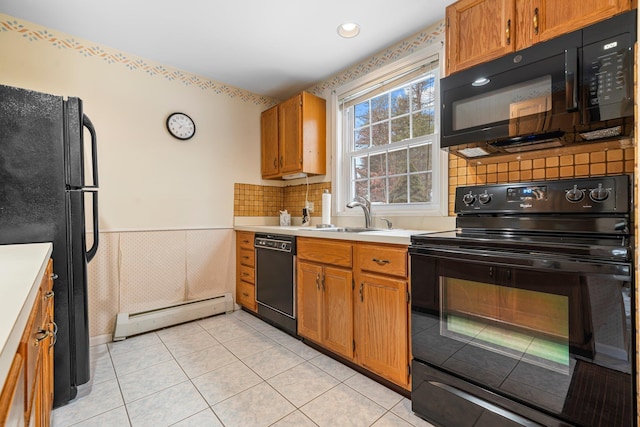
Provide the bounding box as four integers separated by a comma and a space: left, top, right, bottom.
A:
307, 21, 445, 96
0, 15, 280, 107
1, 13, 444, 107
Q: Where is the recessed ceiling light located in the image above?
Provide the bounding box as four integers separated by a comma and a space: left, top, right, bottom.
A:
338, 22, 360, 38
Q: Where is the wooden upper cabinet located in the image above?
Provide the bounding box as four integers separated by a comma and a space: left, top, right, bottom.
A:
278, 95, 303, 175
446, 0, 635, 75
446, 0, 516, 75
261, 105, 279, 178
260, 92, 326, 179
516, 0, 634, 50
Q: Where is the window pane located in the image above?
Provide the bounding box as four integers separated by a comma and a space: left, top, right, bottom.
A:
353, 156, 368, 179
371, 94, 389, 123
372, 122, 389, 146
370, 178, 387, 203
355, 180, 368, 199
354, 127, 370, 150
355, 101, 370, 127
412, 108, 435, 138
391, 116, 410, 143
391, 88, 410, 117
412, 76, 435, 111
409, 144, 431, 172
410, 172, 432, 202
370, 152, 387, 177
389, 176, 408, 203
388, 148, 407, 175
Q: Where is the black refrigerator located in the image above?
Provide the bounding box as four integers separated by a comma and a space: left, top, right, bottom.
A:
0, 84, 99, 407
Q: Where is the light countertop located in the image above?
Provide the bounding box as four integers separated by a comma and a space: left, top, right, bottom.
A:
233, 225, 438, 245
0, 242, 53, 388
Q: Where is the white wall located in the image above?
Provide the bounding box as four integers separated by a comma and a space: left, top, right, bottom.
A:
0, 14, 274, 339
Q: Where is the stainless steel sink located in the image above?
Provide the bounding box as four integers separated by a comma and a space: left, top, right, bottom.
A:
309, 227, 381, 233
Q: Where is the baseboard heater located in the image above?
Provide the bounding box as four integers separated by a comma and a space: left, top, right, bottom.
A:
112, 293, 234, 341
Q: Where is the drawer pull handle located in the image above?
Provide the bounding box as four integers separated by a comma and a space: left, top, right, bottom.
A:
242, 272, 250, 276
372, 258, 390, 265
50, 322, 58, 348
242, 292, 250, 297
34, 329, 50, 344
45, 291, 55, 299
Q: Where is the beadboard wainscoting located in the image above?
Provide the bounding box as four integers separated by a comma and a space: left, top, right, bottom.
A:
86, 229, 235, 343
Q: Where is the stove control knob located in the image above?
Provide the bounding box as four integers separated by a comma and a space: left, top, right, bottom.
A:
478, 192, 492, 205
565, 185, 584, 203
589, 184, 609, 202
462, 192, 476, 206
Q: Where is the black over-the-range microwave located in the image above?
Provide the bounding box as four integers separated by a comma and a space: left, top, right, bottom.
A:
441, 10, 636, 159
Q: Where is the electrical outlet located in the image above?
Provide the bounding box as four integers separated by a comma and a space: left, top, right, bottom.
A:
306, 202, 314, 212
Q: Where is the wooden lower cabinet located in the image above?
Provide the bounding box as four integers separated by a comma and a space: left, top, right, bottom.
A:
355, 272, 409, 388
354, 243, 410, 389
235, 231, 256, 312
297, 238, 411, 389
297, 260, 353, 360
0, 258, 54, 427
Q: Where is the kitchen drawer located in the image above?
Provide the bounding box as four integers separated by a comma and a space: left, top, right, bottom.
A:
238, 248, 255, 268
237, 231, 254, 251
239, 265, 255, 284
237, 280, 256, 311
297, 237, 352, 268
358, 244, 407, 278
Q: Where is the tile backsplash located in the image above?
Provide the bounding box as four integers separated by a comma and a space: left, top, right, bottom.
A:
448, 139, 635, 214
234, 182, 332, 217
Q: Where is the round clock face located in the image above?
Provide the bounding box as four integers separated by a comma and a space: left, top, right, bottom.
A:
166, 112, 196, 140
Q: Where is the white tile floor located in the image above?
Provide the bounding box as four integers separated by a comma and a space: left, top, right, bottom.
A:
51, 310, 435, 427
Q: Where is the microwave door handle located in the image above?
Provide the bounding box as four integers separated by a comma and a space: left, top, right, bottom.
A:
565, 48, 579, 112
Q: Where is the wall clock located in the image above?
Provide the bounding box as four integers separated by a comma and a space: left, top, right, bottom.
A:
166, 112, 196, 140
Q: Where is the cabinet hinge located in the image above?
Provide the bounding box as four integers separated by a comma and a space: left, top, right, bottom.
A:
408, 364, 411, 376
406, 290, 411, 303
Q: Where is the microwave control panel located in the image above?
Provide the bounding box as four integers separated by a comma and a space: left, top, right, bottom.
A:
583, 33, 633, 121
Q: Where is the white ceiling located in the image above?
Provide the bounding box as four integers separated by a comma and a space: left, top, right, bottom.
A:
1, 0, 453, 99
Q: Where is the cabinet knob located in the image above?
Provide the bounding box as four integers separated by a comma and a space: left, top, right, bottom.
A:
45, 291, 54, 299
51, 273, 58, 280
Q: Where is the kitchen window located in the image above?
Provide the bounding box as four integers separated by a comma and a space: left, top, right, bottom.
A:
335, 51, 445, 215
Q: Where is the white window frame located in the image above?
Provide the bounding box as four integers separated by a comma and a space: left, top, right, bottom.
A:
331, 46, 448, 218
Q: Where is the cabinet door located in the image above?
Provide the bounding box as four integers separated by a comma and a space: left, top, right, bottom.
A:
278, 94, 302, 175
261, 105, 280, 178
0, 353, 25, 427
518, 0, 632, 49
321, 266, 353, 360
297, 261, 323, 343
356, 273, 409, 387
446, 0, 516, 75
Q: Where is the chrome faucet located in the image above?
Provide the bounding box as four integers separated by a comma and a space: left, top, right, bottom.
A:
346, 196, 372, 228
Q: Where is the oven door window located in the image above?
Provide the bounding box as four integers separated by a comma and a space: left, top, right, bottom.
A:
411, 254, 632, 425
441, 277, 570, 374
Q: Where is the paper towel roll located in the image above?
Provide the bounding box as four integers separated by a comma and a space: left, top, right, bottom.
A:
322, 190, 331, 225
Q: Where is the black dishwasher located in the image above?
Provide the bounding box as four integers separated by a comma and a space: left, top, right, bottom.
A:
254, 233, 297, 335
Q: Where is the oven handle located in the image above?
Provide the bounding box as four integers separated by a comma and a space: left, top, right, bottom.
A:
428, 381, 541, 427
409, 246, 631, 279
